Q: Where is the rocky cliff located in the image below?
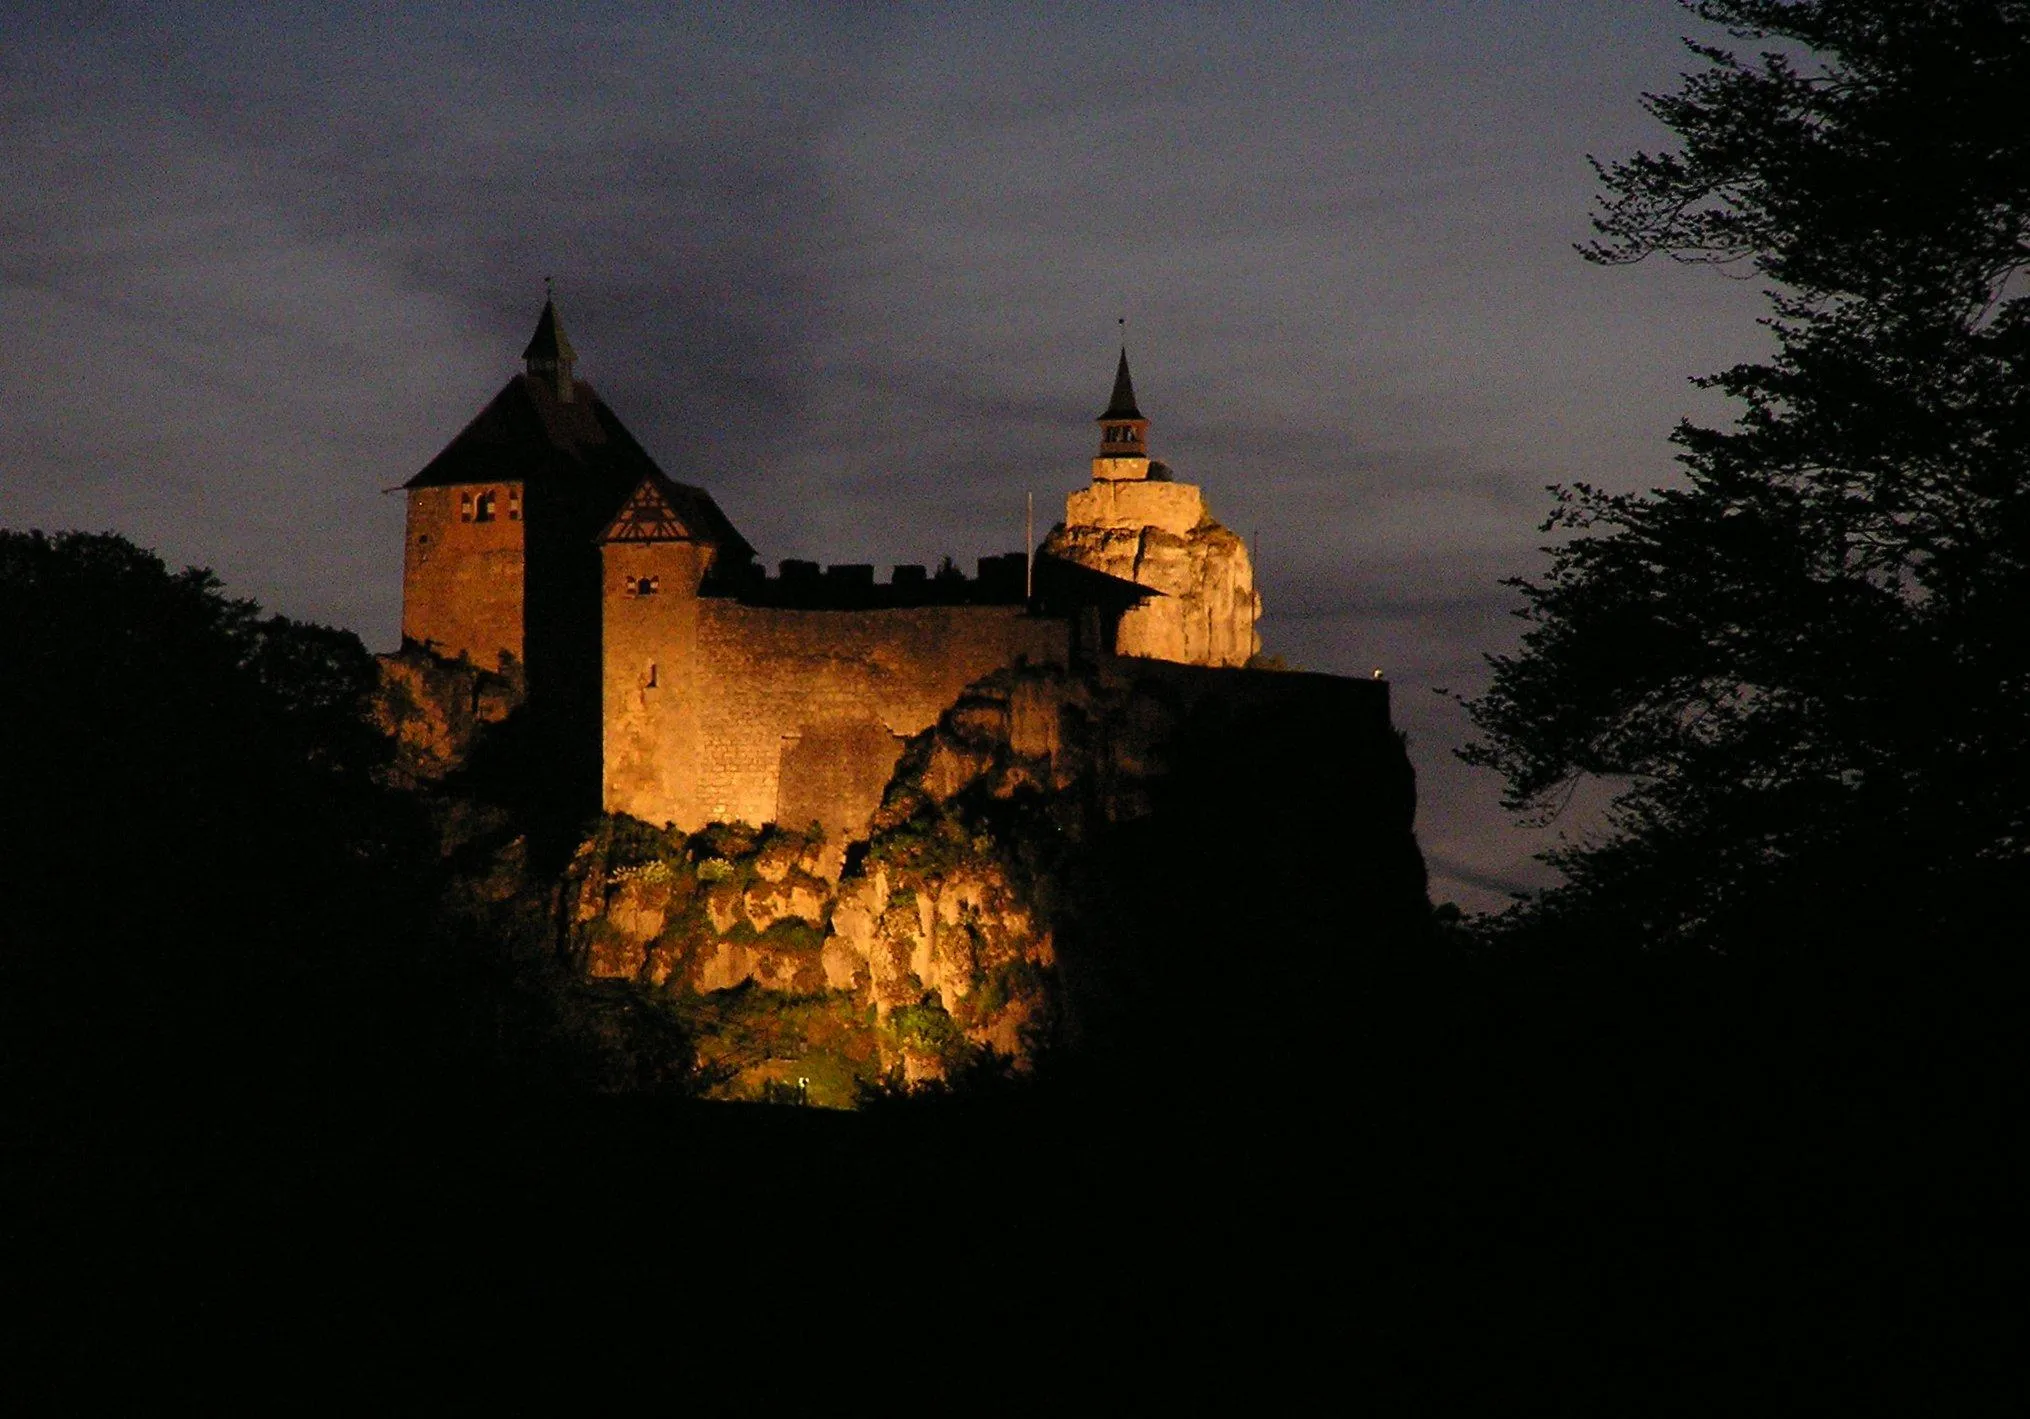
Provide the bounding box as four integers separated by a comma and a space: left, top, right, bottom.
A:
556, 656, 1428, 1103
374, 643, 522, 784
1042, 475, 1262, 667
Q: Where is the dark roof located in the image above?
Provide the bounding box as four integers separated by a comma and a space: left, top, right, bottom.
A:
403, 372, 753, 561
1032, 552, 1159, 611
1098, 348, 1145, 422
520, 298, 577, 365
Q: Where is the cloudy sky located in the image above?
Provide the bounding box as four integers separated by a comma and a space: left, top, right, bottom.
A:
2, 1, 1776, 911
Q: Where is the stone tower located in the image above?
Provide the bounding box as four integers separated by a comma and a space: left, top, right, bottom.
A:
1040, 348, 1262, 667
398, 295, 750, 815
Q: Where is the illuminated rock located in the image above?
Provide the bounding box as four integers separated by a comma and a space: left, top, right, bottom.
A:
1040, 348, 1262, 668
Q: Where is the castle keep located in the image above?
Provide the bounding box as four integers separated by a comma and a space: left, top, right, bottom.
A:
398, 299, 1267, 851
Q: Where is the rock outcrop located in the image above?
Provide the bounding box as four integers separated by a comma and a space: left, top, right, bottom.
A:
555, 655, 1427, 1104
559, 812, 1049, 1103
373, 642, 522, 783
1042, 475, 1261, 668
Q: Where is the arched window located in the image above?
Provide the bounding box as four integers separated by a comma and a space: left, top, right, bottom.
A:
459, 492, 474, 522
475, 490, 497, 523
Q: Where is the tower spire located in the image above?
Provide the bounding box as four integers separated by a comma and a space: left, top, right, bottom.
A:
1101, 347, 1144, 421
1093, 329, 1149, 474
522, 285, 578, 402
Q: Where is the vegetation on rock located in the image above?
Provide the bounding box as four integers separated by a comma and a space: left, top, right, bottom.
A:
529, 655, 1429, 1103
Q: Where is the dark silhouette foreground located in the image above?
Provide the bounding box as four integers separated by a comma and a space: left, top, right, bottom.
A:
1, 531, 2013, 1396
1465, 1, 2030, 964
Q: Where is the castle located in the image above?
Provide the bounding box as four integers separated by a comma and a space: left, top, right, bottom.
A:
396, 298, 1264, 854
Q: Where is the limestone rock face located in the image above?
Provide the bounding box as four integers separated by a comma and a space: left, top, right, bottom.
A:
742, 872, 828, 932
549, 653, 1425, 1104
1043, 477, 1261, 667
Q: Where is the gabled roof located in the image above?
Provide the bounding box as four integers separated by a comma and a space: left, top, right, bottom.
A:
600, 477, 692, 544
403, 371, 753, 560
1099, 348, 1144, 422
597, 471, 748, 553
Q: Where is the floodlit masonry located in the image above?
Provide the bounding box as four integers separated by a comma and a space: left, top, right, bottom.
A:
396, 297, 1271, 852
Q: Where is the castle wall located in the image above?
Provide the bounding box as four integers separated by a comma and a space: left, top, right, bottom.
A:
602, 554, 1069, 854
401, 483, 526, 671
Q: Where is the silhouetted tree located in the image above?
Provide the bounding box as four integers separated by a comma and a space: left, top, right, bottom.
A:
1463, 2, 2030, 956
0, 531, 445, 1104
0, 530, 714, 1106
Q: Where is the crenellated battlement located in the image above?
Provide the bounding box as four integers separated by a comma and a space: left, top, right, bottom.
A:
712, 554, 1031, 610
399, 299, 1280, 843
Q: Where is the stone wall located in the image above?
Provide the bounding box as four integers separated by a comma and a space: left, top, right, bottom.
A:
602, 543, 1069, 859
401, 483, 526, 672
690, 601, 1068, 853
602, 539, 712, 834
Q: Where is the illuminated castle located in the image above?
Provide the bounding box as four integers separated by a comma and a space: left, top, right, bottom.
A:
395, 298, 1261, 850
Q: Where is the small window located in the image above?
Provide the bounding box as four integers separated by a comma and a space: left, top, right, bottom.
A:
459, 492, 474, 522
645, 662, 658, 689
508, 489, 522, 521
474, 490, 497, 523
630, 575, 660, 597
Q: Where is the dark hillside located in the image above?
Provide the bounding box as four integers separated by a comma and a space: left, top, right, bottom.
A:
2, 531, 2012, 1397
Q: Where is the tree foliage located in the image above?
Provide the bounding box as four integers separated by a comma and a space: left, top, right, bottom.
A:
1463, 1, 2030, 953
0, 531, 445, 1103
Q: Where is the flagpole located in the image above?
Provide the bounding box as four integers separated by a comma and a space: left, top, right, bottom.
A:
1025, 491, 1035, 601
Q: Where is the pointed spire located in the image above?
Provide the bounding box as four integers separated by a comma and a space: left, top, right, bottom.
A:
1093, 331, 1150, 473
522, 283, 578, 402
1100, 346, 1144, 421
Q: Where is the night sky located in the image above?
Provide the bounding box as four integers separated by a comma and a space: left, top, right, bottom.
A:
3, 2, 1776, 911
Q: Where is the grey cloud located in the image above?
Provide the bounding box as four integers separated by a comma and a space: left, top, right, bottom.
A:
2, 0, 1756, 912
